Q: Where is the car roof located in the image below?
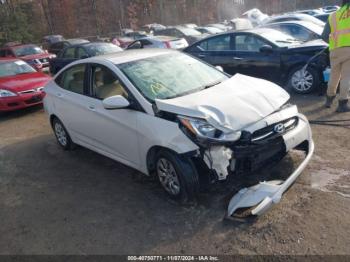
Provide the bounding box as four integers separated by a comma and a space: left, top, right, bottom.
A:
265, 20, 319, 26
67, 42, 113, 48
146, 35, 179, 41
84, 49, 175, 65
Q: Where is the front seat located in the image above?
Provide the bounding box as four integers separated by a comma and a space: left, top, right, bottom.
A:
95, 71, 128, 99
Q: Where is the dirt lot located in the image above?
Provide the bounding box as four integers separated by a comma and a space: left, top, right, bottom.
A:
0, 94, 350, 255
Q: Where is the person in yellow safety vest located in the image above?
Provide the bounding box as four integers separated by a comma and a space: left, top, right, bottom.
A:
322, 0, 350, 112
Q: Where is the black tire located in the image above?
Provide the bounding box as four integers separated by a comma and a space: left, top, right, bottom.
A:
288, 66, 320, 94
155, 150, 199, 203
52, 117, 75, 150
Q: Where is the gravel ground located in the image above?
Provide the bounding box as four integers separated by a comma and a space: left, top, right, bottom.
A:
0, 94, 349, 255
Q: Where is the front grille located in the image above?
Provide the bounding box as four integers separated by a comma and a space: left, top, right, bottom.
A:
231, 136, 286, 175
39, 58, 49, 63
25, 95, 42, 104
252, 117, 298, 142
18, 89, 36, 94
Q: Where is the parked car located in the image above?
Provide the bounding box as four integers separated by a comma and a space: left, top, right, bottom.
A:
124, 31, 149, 40
184, 28, 329, 94
229, 18, 253, 30
127, 36, 188, 50
49, 42, 123, 74
111, 36, 135, 49
196, 26, 224, 35
42, 35, 64, 50
263, 21, 323, 42
48, 39, 90, 55
206, 23, 232, 31
0, 58, 51, 112
0, 44, 56, 72
141, 23, 167, 33
262, 13, 325, 27
181, 23, 198, 29
154, 26, 206, 45
44, 49, 314, 215
314, 13, 331, 23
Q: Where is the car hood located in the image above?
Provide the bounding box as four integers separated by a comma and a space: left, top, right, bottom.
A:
155, 74, 290, 131
286, 39, 328, 51
0, 72, 51, 93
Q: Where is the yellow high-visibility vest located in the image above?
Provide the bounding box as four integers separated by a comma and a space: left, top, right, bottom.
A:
329, 6, 350, 50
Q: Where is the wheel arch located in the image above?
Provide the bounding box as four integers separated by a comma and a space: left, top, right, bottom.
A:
146, 145, 197, 175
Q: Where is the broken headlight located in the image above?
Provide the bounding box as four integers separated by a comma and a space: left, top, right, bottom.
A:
178, 116, 241, 143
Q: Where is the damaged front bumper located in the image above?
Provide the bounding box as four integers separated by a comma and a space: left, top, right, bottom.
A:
227, 113, 314, 217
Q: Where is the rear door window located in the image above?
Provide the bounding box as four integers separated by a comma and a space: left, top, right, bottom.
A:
196, 35, 232, 51
56, 64, 86, 95
63, 47, 75, 58
234, 34, 268, 52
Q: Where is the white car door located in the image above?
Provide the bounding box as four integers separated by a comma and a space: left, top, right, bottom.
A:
52, 64, 99, 146
76, 63, 141, 168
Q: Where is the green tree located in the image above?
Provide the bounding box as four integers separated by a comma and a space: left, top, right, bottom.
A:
0, 0, 34, 45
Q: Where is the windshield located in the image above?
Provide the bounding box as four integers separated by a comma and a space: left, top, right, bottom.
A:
118, 53, 228, 101
85, 43, 123, 56
13, 45, 45, 56
0, 60, 36, 77
303, 22, 323, 35
179, 27, 202, 36
260, 30, 302, 47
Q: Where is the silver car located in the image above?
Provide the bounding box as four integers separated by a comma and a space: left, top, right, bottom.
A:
127, 36, 188, 50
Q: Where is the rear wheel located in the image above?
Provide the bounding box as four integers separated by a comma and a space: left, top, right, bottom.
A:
288, 66, 320, 94
52, 118, 75, 150
155, 150, 199, 203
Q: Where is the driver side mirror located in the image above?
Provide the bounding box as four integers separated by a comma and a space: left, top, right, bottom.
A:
259, 45, 273, 54
102, 95, 130, 110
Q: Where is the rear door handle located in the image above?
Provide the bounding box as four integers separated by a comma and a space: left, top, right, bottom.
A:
233, 57, 243, 60
56, 93, 63, 98
198, 54, 206, 58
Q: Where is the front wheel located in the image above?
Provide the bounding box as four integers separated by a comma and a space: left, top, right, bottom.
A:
288, 66, 320, 94
155, 150, 199, 203
52, 118, 75, 150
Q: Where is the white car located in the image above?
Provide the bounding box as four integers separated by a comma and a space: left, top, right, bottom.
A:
44, 49, 314, 216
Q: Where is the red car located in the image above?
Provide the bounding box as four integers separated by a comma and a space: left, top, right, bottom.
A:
0, 44, 56, 72
0, 58, 51, 112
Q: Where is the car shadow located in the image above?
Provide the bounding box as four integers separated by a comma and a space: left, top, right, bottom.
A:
0, 105, 44, 122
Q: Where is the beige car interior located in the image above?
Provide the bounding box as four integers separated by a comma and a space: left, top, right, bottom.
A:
94, 68, 128, 100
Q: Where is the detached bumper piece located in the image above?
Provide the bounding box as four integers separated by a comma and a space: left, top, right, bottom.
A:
227, 140, 314, 218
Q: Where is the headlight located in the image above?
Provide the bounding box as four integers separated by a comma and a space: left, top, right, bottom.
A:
178, 116, 241, 143
0, 89, 17, 97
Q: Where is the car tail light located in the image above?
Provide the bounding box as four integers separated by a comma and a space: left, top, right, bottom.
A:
164, 41, 171, 49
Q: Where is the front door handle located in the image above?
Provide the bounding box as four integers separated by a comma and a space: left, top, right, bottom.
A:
198, 54, 206, 58
233, 57, 243, 60
88, 105, 96, 111
56, 93, 63, 98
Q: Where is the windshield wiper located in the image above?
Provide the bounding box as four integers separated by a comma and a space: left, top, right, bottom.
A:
202, 81, 222, 90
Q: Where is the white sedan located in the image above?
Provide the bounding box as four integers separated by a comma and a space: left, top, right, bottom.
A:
44, 49, 314, 216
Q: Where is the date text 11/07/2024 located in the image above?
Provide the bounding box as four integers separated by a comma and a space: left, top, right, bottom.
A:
127, 256, 220, 261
